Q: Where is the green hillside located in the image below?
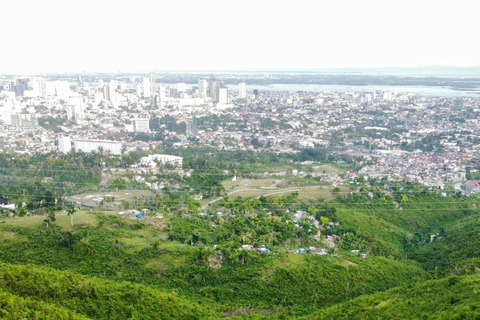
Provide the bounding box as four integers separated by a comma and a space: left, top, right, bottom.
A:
1, 176, 480, 319
0, 262, 212, 320
411, 214, 480, 275
0, 212, 427, 316
0, 289, 91, 320
301, 274, 480, 320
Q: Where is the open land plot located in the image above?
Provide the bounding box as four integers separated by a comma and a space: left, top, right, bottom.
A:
313, 164, 347, 175
296, 185, 351, 200
68, 190, 152, 206
0, 211, 98, 230
223, 178, 281, 191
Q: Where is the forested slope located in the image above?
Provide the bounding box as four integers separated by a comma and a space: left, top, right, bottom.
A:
0, 262, 212, 320
301, 274, 480, 320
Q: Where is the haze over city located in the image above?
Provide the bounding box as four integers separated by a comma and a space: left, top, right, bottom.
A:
1, 0, 479, 74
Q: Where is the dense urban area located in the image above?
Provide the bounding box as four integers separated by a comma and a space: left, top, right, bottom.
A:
1, 72, 480, 319
1, 73, 480, 192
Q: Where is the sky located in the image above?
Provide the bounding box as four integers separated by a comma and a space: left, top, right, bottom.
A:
1, 0, 479, 73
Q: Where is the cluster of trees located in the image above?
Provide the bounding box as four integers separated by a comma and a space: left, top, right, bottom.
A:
304, 274, 480, 320
149, 115, 186, 134
0, 184, 480, 318
0, 213, 426, 317
0, 151, 145, 209
168, 194, 321, 249
0, 262, 211, 319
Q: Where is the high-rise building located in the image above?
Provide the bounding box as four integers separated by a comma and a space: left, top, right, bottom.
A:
198, 78, 207, 98
149, 73, 156, 96
209, 75, 217, 103
186, 116, 198, 137
0, 100, 13, 125
10, 114, 38, 128
94, 91, 103, 104
53, 81, 70, 97
158, 84, 167, 104
149, 72, 157, 106
143, 77, 151, 98
238, 82, 246, 99
67, 95, 84, 120
177, 83, 187, 93
133, 118, 150, 133
58, 135, 72, 153
103, 81, 117, 103
12, 84, 25, 97
218, 87, 228, 104
76, 75, 84, 86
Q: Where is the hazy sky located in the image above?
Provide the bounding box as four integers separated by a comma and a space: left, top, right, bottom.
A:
1, 0, 479, 73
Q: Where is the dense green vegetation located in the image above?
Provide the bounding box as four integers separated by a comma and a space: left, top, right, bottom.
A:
301, 275, 480, 320
0, 289, 90, 320
1, 149, 480, 319
0, 212, 426, 317
410, 214, 480, 275
0, 262, 211, 319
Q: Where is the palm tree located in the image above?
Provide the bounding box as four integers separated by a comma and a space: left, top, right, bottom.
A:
67, 208, 75, 226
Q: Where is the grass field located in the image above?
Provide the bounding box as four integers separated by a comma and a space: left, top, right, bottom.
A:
0, 211, 99, 230
313, 164, 347, 175
68, 190, 151, 206
223, 178, 280, 191
223, 177, 347, 200
201, 178, 347, 208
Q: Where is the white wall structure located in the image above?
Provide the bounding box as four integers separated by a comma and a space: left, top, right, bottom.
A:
58, 135, 72, 153
133, 118, 150, 133
139, 154, 183, 168
238, 82, 246, 99
74, 139, 122, 155
218, 87, 228, 104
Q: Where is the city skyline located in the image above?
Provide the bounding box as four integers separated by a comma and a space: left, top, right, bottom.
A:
1, 0, 479, 74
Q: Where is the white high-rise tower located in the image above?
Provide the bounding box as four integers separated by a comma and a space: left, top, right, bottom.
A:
198, 79, 207, 98
238, 82, 246, 99
143, 77, 151, 98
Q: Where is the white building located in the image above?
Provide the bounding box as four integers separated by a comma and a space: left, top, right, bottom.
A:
218, 87, 228, 104
143, 77, 151, 98
58, 135, 72, 153
125, 124, 134, 132
198, 78, 207, 98
0, 99, 14, 125
103, 81, 117, 103
158, 85, 167, 103
149, 73, 156, 97
139, 154, 183, 168
238, 82, 246, 99
177, 83, 187, 93
53, 81, 71, 97
74, 139, 122, 155
133, 118, 150, 133
94, 91, 103, 104
67, 95, 84, 120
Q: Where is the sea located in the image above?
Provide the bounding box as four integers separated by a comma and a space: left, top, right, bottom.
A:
225, 84, 480, 97
180, 66, 480, 97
